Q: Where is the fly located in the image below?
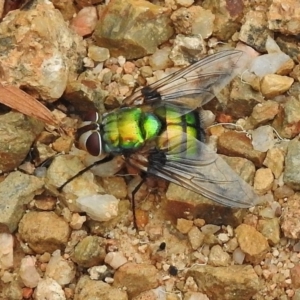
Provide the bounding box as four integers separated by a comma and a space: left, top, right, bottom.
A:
58, 50, 259, 227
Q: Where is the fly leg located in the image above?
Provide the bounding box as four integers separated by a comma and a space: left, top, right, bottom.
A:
131, 174, 147, 230
58, 155, 114, 192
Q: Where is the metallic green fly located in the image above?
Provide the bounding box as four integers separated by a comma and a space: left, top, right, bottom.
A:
59, 50, 259, 222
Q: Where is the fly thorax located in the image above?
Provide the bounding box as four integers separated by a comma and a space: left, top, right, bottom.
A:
102, 107, 161, 153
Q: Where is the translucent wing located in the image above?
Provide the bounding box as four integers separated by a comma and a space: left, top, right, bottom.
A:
123, 50, 248, 110
129, 134, 259, 208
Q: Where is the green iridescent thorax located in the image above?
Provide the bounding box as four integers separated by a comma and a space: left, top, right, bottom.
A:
102, 107, 161, 153
154, 106, 199, 155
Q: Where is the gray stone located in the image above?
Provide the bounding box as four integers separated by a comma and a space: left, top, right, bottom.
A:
0, 171, 44, 232
0, 112, 44, 172
284, 139, 300, 190
93, 0, 173, 59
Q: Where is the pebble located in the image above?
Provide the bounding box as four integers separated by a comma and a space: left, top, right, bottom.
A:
76, 194, 119, 222
18, 211, 71, 254
71, 236, 106, 268
250, 50, 291, 77
217, 131, 266, 167
254, 168, 274, 195
281, 194, 300, 239
177, 218, 194, 234
208, 245, 231, 267
45, 250, 76, 286
139, 66, 153, 78
171, 6, 214, 38
149, 48, 173, 70
232, 247, 246, 265
88, 45, 110, 62
70, 6, 98, 36
235, 224, 269, 264
201, 224, 220, 235
245, 100, 279, 129
93, 0, 173, 59
70, 213, 86, 230
0, 1, 86, 101
284, 139, 300, 190
105, 251, 128, 269
0, 171, 45, 232
291, 264, 300, 289
113, 262, 159, 298
33, 277, 66, 300
169, 34, 205, 66
187, 265, 259, 299
0, 233, 13, 270
75, 275, 128, 300
267, 0, 300, 35
260, 74, 294, 98
257, 218, 281, 246
263, 148, 285, 179
239, 10, 271, 52
188, 226, 205, 250
251, 125, 276, 152
19, 256, 41, 288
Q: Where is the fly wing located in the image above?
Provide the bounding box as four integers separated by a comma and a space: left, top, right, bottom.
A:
137, 134, 259, 208
123, 50, 249, 110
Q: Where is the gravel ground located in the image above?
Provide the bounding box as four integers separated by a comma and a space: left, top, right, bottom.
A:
1, 0, 300, 300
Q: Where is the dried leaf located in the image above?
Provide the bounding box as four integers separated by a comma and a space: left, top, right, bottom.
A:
0, 84, 58, 125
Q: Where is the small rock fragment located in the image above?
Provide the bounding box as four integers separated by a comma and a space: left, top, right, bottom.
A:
75, 275, 128, 300
217, 131, 266, 167
251, 125, 276, 152
291, 264, 300, 289
177, 218, 194, 234
208, 245, 231, 267
245, 101, 279, 129
267, 0, 300, 35
239, 10, 272, 52
0, 1, 86, 101
202, 0, 244, 40
18, 211, 71, 254
45, 250, 76, 286
188, 226, 205, 250
71, 236, 106, 268
19, 256, 41, 288
171, 6, 214, 38
169, 34, 205, 66
257, 218, 280, 246
88, 45, 110, 62
0, 233, 13, 270
0, 112, 44, 172
33, 278, 66, 300
253, 168, 274, 195
284, 139, 300, 189
105, 252, 128, 269
260, 74, 294, 98
187, 265, 259, 300
235, 224, 269, 264
149, 48, 173, 70
70, 6, 98, 36
94, 0, 173, 59
263, 147, 284, 179
281, 193, 300, 239
76, 194, 119, 222
113, 262, 158, 298
166, 183, 246, 227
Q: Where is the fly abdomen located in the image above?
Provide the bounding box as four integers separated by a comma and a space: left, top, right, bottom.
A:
102, 107, 161, 154
154, 106, 204, 156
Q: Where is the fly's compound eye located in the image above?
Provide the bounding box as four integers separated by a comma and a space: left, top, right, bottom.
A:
78, 130, 102, 156
83, 111, 100, 122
